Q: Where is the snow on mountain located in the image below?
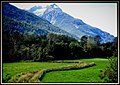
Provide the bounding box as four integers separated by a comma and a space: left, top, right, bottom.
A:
33, 7, 47, 16
50, 4, 59, 8
3, 3, 77, 38
28, 4, 62, 16
28, 4, 115, 43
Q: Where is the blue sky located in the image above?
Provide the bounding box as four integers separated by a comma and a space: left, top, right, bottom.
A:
10, 3, 117, 36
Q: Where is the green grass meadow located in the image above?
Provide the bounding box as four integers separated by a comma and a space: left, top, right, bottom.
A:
3, 62, 72, 82
41, 58, 109, 83
2, 58, 109, 83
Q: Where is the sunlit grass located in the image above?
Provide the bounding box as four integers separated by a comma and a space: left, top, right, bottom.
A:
41, 58, 109, 83
3, 58, 109, 83
3, 62, 72, 82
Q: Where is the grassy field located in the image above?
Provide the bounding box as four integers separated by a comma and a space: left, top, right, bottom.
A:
41, 58, 109, 83
3, 62, 73, 82
2, 58, 109, 83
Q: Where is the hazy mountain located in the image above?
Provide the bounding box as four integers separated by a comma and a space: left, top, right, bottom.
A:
28, 4, 115, 43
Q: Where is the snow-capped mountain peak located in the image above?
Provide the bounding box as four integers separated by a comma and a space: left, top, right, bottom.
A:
28, 4, 115, 43
28, 4, 62, 16
45, 4, 62, 12
50, 4, 59, 8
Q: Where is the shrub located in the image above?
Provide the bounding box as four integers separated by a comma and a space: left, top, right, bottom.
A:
99, 56, 118, 83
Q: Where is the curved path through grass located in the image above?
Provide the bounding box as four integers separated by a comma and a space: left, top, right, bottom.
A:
3, 62, 72, 82
41, 58, 109, 83
3, 58, 108, 83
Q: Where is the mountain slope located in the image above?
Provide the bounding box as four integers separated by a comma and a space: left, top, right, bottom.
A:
3, 16, 48, 35
3, 3, 76, 38
28, 4, 115, 43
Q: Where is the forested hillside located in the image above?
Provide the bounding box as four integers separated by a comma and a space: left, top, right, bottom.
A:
3, 3, 75, 37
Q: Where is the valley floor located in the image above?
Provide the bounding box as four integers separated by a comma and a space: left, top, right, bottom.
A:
42, 58, 109, 83
2, 58, 109, 83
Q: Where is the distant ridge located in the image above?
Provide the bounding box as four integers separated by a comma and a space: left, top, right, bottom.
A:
28, 4, 115, 43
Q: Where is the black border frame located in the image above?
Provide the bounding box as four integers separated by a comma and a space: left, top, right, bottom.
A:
0, 0, 119, 85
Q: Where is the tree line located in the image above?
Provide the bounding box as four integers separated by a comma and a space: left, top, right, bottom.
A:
2, 30, 117, 62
